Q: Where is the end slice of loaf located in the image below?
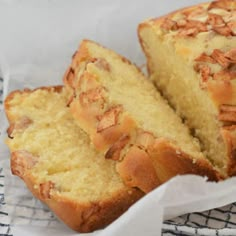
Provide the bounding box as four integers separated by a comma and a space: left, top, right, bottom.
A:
64, 39, 220, 193
138, 0, 236, 177
4, 86, 143, 233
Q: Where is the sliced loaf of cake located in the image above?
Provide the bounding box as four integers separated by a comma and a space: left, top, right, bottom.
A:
64, 39, 220, 193
138, 0, 236, 177
4, 86, 143, 233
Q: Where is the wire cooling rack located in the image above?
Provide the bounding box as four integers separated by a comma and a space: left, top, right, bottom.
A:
1, 78, 236, 236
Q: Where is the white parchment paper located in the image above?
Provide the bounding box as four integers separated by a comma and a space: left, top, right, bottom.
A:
1, 1, 236, 236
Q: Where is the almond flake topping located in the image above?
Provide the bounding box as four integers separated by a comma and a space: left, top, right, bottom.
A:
93, 58, 111, 71
225, 48, 236, 62
212, 24, 232, 36
7, 116, 33, 138
208, 0, 236, 12
105, 135, 130, 160
160, 18, 178, 31
194, 48, 236, 85
160, 0, 236, 37
11, 150, 38, 177
213, 70, 235, 80
200, 65, 212, 83
227, 21, 236, 35
218, 104, 236, 122
79, 87, 106, 107
208, 13, 225, 26
97, 105, 123, 132
195, 52, 216, 63
211, 49, 230, 68
39, 181, 55, 199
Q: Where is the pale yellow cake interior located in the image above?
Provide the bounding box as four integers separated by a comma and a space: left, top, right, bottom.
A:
81, 42, 208, 162
6, 88, 127, 202
139, 20, 236, 176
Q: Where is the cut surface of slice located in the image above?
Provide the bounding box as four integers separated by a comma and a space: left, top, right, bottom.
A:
138, 0, 236, 176
5, 86, 143, 233
64, 39, 220, 193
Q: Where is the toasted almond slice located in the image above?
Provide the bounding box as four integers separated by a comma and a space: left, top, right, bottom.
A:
11, 150, 38, 178
209, 8, 232, 18
78, 72, 100, 92
187, 20, 208, 32
177, 19, 187, 27
212, 49, 230, 68
160, 18, 178, 31
63, 67, 75, 88
227, 21, 236, 35
213, 70, 235, 81
212, 25, 232, 36
219, 104, 236, 122
93, 58, 111, 71
7, 124, 15, 139
7, 116, 33, 138
186, 11, 208, 23
208, 0, 236, 11
39, 181, 55, 199
200, 65, 211, 83
178, 27, 199, 37
136, 130, 155, 149
97, 105, 123, 133
225, 48, 236, 63
195, 52, 216, 63
79, 87, 106, 107
66, 93, 75, 107
207, 13, 225, 27
105, 135, 130, 160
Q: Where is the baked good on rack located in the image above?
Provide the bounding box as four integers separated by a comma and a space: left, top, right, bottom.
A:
4, 86, 143, 233
64, 39, 220, 194
138, 0, 236, 177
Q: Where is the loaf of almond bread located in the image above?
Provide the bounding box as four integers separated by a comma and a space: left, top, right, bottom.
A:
138, 0, 236, 177
63, 39, 220, 195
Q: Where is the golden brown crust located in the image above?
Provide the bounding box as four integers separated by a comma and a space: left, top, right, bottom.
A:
221, 126, 236, 176
4, 86, 63, 121
10, 151, 143, 232
138, 0, 236, 177
64, 40, 220, 194
116, 145, 161, 193
5, 86, 144, 233
149, 138, 222, 182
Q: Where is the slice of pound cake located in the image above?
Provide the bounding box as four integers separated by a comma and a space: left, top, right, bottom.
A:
64, 39, 220, 194
4, 86, 143, 232
138, 0, 236, 177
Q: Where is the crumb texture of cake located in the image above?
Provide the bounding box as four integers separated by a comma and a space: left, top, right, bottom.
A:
5, 87, 143, 233
64, 39, 220, 193
138, 0, 236, 176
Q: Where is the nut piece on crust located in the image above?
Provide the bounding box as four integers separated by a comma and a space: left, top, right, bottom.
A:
11, 150, 37, 178
7, 116, 33, 138
207, 0, 236, 11
219, 104, 236, 122
97, 105, 123, 133
105, 134, 130, 160
39, 181, 55, 200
